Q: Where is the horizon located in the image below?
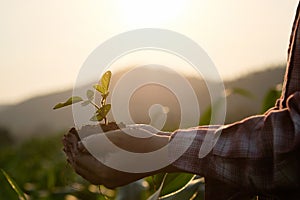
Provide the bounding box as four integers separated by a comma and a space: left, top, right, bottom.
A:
0, 64, 285, 106
0, 1, 298, 104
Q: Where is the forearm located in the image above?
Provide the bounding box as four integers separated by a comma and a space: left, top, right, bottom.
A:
169, 92, 300, 193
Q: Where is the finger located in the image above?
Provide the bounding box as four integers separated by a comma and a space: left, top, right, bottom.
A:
63, 139, 75, 159
69, 127, 77, 134
156, 131, 171, 136
63, 134, 74, 148
69, 127, 81, 140
64, 147, 75, 165
64, 127, 80, 144
62, 137, 73, 156
121, 126, 154, 138
139, 124, 160, 134
74, 153, 99, 170
66, 157, 74, 166
81, 133, 117, 153
78, 141, 89, 154
65, 133, 80, 155
64, 136, 82, 164
62, 139, 70, 155
73, 153, 111, 180
73, 154, 108, 182
125, 124, 172, 136
73, 160, 102, 185
63, 133, 82, 167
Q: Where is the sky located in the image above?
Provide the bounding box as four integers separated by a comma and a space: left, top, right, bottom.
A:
0, 0, 299, 104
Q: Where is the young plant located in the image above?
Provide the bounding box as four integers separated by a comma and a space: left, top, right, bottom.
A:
53, 70, 112, 125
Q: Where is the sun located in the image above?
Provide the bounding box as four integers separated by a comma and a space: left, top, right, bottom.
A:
117, 0, 186, 27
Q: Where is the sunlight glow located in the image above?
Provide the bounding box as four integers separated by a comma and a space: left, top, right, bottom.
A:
117, 0, 186, 26
0, 1, 298, 104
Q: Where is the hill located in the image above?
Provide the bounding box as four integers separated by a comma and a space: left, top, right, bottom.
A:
0, 66, 285, 141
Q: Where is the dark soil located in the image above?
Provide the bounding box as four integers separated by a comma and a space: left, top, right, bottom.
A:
76, 122, 125, 139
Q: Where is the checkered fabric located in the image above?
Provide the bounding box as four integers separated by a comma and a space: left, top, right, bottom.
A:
169, 3, 300, 200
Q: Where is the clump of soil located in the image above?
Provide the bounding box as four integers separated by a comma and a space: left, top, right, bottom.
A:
75, 122, 125, 139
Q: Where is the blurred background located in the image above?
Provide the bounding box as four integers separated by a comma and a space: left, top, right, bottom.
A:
0, 0, 299, 199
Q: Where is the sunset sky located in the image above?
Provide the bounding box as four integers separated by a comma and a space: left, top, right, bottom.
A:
0, 0, 299, 104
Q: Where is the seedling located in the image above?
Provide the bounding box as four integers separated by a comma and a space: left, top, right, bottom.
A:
53, 70, 112, 125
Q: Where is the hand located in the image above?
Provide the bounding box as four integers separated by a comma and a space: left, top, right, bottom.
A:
62, 125, 175, 188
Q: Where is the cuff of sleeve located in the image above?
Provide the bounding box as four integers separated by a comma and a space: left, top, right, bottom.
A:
168, 126, 219, 175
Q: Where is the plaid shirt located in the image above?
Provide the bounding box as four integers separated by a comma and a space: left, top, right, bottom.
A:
169, 3, 300, 200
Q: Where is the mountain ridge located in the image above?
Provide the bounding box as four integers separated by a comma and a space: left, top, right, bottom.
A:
0, 66, 286, 141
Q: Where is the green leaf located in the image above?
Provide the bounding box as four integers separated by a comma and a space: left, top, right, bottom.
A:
96, 104, 111, 117
226, 87, 255, 99
101, 70, 112, 92
93, 84, 106, 94
199, 87, 253, 126
199, 106, 212, 126
261, 88, 281, 113
81, 100, 90, 106
1, 169, 27, 200
86, 89, 94, 100
93, 71, 112, 95
147, 173, 167, 200
116, 180, 147, 200
53, 96, 83, 109
90, 104, 111, 121
90, 114, 104, 122
160, 173, 195, 196
160, 177, 204, 200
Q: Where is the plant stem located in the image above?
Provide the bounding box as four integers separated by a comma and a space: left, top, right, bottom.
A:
89, 100, 100, 110
101, 97, 106, 107
101, 95, 108, 125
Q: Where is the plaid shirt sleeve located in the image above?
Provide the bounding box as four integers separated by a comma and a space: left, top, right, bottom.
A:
169, 2, 300, 199
170, 93, 300, 196
280, 1, 300, 108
